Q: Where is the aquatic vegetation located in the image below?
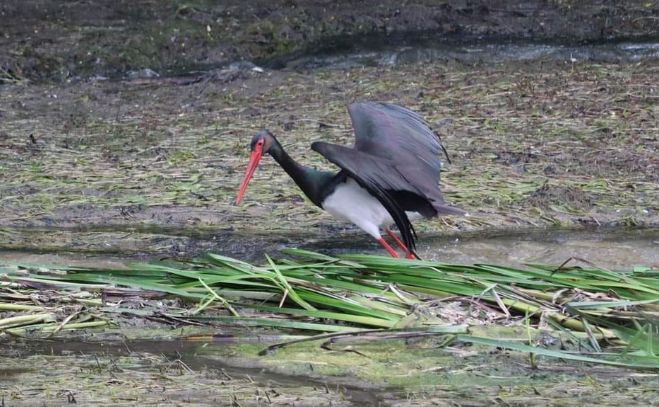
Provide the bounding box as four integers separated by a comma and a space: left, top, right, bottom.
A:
2, 250, 658, 369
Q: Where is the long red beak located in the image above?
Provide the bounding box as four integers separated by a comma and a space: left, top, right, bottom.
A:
235, 145, 263, 205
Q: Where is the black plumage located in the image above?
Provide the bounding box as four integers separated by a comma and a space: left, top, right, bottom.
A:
312, 102, 465, 251
235, 101, 465, 258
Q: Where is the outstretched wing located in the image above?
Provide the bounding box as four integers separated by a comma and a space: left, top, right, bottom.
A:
311, 141, 418, 252
348, 102, 443, 179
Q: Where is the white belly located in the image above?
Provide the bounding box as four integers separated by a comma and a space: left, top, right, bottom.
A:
321, 178, 419, 239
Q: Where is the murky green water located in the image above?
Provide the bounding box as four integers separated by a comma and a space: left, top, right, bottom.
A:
3, 333, 659, 406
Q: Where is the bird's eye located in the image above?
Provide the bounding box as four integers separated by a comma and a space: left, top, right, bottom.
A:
257, 139, 264, 146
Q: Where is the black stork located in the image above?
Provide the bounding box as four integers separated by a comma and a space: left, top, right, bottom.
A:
235, 102, 466, 259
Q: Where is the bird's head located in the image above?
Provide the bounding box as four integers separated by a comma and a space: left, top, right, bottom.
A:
235, 130, 276, 205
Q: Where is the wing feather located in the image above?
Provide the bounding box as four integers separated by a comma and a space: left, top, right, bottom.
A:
311, 142, 417, 251
348, 102, 443, 178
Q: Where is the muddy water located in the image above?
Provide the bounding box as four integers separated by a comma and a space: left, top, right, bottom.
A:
415, 228, 659, 269
4, 334, 659, 406
1, 227, 657, 269
0, 339, 376, 406
0, 339, 434, 405
283, 38, 659, 70
302, 227, 659, 269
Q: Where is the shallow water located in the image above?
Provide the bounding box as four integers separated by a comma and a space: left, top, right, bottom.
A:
1, 227, 656, 269
284, 38, 659, 69
415, 228, 659, 269
300, 227, 659, 270
0, 339, 390, 405
3, 333, 659, 406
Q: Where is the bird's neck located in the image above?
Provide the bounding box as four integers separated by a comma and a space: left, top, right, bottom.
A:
269, 140, 337, 207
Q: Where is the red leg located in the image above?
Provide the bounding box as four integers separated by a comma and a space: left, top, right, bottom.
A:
385, 228, 416, 259
377, 237, 399, 258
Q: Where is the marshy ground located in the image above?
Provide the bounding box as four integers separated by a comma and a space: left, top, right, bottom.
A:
3, 336, 659, 406
1, 59, 657, 258
1, 1, 658, 405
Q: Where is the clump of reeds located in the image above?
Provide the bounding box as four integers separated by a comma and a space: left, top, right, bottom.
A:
1, 250, 658, 368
